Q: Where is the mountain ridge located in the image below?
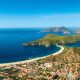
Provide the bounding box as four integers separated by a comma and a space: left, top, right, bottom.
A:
41, 26, 72, 34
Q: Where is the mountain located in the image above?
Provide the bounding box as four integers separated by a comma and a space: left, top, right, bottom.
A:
42, 26, 72, 34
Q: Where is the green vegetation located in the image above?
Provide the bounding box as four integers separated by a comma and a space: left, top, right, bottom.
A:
31, 34, 80, 46
23, 34, 80, 46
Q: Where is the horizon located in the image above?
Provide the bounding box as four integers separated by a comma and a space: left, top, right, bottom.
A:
0, 0, 80, 28
0, 26, 79, 30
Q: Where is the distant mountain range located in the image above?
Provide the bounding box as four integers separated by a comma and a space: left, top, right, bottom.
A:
41, 26, 73, 34
75, 28, 80, 34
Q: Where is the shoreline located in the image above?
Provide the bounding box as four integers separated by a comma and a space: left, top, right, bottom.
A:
0, 45, 64, 67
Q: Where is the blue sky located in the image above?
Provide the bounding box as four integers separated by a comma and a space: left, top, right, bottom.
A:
0, 0, 80, 28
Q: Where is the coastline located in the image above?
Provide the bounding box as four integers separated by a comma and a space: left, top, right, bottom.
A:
0, 45, 64, 67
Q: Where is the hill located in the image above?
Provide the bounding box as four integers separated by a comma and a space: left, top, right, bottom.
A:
23, 34, 80, 46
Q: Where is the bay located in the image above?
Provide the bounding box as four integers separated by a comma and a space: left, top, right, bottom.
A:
0, 28, 61, 63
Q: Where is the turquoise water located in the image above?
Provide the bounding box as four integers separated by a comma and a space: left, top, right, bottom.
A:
0, 28, 61, 64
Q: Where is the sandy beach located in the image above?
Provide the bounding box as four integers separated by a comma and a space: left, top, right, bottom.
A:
0, 45, 64, 66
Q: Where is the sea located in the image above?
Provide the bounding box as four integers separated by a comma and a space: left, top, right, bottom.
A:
0, 28, 60, 64
0, 28, 79, 64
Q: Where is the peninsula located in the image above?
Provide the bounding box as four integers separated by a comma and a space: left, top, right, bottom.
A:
22, 34, 80, 47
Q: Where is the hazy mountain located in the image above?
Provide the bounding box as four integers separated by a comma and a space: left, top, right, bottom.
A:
42, 26, 72, 34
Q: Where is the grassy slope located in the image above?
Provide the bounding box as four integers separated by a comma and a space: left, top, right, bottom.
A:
33, 34, 80, 46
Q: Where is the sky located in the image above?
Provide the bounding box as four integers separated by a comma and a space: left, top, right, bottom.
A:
0, 0, 80, 28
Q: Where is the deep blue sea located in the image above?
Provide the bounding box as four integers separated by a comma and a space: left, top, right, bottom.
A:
65, 42, 80, 47
0, 28, 79, 64
0, 28, 62, 64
